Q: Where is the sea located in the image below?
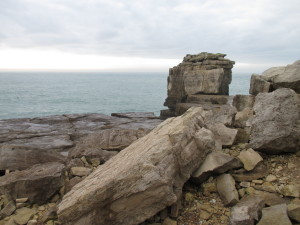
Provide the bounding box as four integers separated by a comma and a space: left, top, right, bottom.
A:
0, 72, 251, 120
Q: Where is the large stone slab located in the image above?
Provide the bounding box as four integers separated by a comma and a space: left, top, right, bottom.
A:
249, 75, 271, 96
249, 88, 300, 154
57, 107, 216, 225
0, 162, 65, 204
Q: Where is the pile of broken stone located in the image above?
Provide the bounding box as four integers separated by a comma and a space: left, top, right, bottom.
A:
0, 53, 299, 225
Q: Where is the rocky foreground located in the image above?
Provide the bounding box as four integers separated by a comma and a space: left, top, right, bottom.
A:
0, 53, 300, 225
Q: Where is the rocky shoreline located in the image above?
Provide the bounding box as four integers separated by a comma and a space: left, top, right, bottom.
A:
0, 53, 299, 225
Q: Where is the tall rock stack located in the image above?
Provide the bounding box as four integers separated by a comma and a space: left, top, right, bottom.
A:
161, 52, 235, 118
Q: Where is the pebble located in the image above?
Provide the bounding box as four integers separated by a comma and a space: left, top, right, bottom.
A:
265, 175, 277, 182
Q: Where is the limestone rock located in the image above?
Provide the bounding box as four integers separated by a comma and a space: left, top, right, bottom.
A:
232, 163, 268, 182
233, 95, 255, 112
253, 191, 286, 206
209, 123, 238, 147
111, 112, 157, 119
0, 200, 16, 219
262, 60, 300, 93
230, 195, 265, 225
192, 151, 241, 183
162, 217, 177, 225
249, 75, 271, 95
186, 95, 230, 105
12, 207, 36, 225
70, 167, 92, 177
257, 204, 292, 225
249, 88, 300, 154
163, 52, 234, 110
281, 184, 300, 197
288, 199, 300, 222
216, 174, 239, 206
57, 107, 215, 225
0, 145, 66, 171
233, 108, 253, 128
238, 149, 263, 171
0, 162, 65, 204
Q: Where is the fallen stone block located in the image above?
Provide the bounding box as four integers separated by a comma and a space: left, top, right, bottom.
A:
238, 148, 263, 171
0, 162, 65, 204
58, 107, 216, 225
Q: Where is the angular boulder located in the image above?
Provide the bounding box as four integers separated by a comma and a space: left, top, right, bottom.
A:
262, 60, 300, 93
249, 88, 300, 154
238, 148, 263, 171
0, 162, 65, 204
58, 107, 216, 225
249, 75, 271, 95
257, 204, 292, 225
230, 195, 265, 225
192, 151, 241, 183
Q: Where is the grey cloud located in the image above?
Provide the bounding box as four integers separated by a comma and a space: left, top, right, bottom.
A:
0, 0, 299, 67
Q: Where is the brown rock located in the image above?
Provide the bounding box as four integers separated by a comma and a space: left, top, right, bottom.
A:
209, 123, 238, 147
233, 95, 255, 112
257, 204, 292, 225
70, 167, 92, 177
232, 163, 268, 182
230, 195, 265, 225
287, 199, 300, 222
57, 107, 215, 225
216, 174, 239, 206
238, 148, 263, 171
192, 151, 241, 183
0, 162, 65, 204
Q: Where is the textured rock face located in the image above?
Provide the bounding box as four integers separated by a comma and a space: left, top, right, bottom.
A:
0, 162, 65, 204
163, 52, 234, 110
257, 204, 292, 225
57, 107, 216, 225
230, 195, 265, 225
249, 88, 300, 154
0, 113, 162, 171
249, 60, 300, 95
216, 174, 239, 206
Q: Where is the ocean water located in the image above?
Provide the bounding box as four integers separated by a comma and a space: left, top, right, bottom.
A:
0, 72, 251, 120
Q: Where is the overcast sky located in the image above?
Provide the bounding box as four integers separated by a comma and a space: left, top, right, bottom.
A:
0, 0, 299, 73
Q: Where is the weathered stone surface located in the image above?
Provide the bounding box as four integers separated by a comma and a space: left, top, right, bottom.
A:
192, 152, 241, 183
253, 191, 286, 206
281, 184, 300, 197
162, 217, 177, 225
209, 123, 238, 147
249, 75, 271, 96
0, 200, 15, 219
0, 113, 162, 171
65, 177, 84, 193
232, 163, 268, 182
0, 145, 66, 171
163, 53, 234, 110
11, 207, 36, 225
111, 112, 157, 119
217, 174, 239, 206
233, 95, 255, 112
230, 195, 265, 225
233, 108, 253, 128
70, 148, 118, 165
249, 88, 300, 154
70, 167, 92, 177
238, 149, 263, 171
257, 204, 292, 225
288, 199, 300, 222
57, 107, 216, 225
70, 128, 150, 152
0, 162, 65, 204
262, 60, 300, 93
186, 95, 230, 105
